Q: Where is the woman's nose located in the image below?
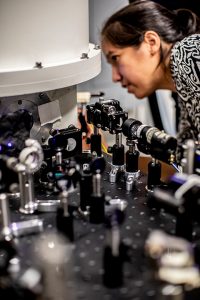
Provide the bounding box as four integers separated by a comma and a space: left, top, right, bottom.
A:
112, 66, 122, 83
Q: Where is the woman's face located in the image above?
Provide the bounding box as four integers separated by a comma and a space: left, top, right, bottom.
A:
101, 39, 165, 99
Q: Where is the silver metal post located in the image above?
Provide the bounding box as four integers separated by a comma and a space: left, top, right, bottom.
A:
0, 193, 13, 240
18, 165, 36, 214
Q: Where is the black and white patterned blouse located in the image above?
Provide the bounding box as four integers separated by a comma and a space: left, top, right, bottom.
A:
170, 34, 200, 161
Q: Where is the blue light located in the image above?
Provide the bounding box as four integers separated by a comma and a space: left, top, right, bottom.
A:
7, 142, 13, 148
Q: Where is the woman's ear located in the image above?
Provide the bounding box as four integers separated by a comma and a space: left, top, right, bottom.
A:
143, 31, 161, 55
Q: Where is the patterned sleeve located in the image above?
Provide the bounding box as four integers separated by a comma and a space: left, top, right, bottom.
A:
170, 34, 200, 162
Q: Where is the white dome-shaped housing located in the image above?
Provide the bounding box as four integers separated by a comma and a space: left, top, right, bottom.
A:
0, 0, 101, 96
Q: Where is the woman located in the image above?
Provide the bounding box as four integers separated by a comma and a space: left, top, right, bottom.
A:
101, 0, 200, 162
129, 0, 200, 133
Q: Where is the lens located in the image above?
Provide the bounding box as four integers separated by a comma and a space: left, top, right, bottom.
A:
140, 126, 177, 151
122, 118, 142, 140
122, 118, 177, 163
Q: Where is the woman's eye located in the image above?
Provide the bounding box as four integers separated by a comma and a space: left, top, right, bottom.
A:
111, 55, 119, 62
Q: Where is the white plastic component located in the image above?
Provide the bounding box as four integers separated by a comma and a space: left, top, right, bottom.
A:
77, 92, 91, 104
0, 44, 101, 96
0, 0, 89, 70
0, 0, 101, 96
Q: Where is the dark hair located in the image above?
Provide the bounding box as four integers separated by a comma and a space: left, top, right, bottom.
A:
101, 0, 200, 47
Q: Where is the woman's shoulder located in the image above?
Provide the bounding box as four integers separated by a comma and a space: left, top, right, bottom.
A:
171, 33, 200, 66
170, 34, 200, 101
173, 34, 200, 52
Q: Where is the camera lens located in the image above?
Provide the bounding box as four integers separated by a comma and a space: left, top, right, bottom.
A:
122, 118, 177, 163
122, 118, 142, 140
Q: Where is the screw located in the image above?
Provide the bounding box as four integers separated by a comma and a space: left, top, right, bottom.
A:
81, 53, 89, 59
34, 62, 43, 68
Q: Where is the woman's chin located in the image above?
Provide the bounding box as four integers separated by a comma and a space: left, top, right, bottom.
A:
127, 86, 146, 99
135, 93, 146, 99
128, 89, 146, 99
